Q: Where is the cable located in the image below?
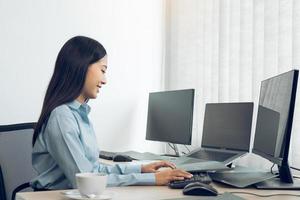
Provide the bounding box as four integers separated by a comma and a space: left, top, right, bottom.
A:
269, 164, 300, 180
293, 175, 300, 179
270, 163, 278, 175
270, 163, 275, 174
270, 164, 300, 175
291, 166, 300, 171
229, 191, 300, 197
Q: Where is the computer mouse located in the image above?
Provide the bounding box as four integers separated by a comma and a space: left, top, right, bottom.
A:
112, 154, 133, 162
182, 182, 218, 196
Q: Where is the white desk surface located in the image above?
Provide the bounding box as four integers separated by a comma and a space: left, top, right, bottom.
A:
16, 182, 300, 200
17, 159, 300, 200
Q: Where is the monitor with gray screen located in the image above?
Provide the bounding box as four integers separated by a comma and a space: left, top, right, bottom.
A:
201, 103, 253, 151
146, 89, 195, 155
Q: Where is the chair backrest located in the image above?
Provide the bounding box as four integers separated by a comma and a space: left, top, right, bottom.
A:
0, 123, 37, 200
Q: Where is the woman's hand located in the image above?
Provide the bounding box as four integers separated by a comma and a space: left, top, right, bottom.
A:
141, 161, 176, 173
155, 169, 193, 185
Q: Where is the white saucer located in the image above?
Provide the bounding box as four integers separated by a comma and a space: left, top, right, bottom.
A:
61, 190, 113, 200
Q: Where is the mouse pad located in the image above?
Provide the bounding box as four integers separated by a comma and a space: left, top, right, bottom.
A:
161, 192, 245, 200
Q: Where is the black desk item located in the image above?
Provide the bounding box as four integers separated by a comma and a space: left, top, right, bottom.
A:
99, 150, 134, 162
112, 155, 133, 162
146, 89, 195, 156
0, 122, 37, 200
169, 172, 212, 189
252, 70, 300, 189
186, 103, 254, 165
99, 150, 116, 160
182, 182, 218, 196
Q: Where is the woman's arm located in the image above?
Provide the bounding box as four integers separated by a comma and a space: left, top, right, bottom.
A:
44, 108, 155, 188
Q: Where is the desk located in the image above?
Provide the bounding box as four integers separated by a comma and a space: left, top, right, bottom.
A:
16, 182, 300, 200
17, 159, 300, 200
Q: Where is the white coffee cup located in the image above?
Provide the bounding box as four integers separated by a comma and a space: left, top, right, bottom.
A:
75, 172, 108, 197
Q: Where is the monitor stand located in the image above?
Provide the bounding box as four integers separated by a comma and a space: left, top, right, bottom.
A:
161, 143, 180, 157
255, 177, 300, 189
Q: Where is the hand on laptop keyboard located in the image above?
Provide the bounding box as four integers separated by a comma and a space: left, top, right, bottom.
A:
168, 172, 212, 189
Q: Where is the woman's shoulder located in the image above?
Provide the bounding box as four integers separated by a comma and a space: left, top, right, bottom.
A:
46, 104, 78, 131
44, 104, 79, 138
49, 104, 75, 121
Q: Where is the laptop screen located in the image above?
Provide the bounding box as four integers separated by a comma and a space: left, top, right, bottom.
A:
201, 103, 253, 151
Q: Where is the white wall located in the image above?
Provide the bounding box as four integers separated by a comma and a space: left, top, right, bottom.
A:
0, 0, 166, 153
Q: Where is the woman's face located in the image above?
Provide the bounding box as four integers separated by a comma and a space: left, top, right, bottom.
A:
78, 56, 107, 102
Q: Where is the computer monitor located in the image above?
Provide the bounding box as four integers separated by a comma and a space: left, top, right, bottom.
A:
253, 69, 300, 189
201, 103, 253, 152
146, 89, 195, 156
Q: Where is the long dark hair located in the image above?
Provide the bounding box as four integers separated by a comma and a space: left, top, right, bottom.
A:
33, 36, 107, 145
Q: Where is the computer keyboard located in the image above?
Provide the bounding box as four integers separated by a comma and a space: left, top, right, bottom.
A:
99, 150, 134, 162
168, 172, 212, 189
188, 150, 236, 162
99, 150, 117, 160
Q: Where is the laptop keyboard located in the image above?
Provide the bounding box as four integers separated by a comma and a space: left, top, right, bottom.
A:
188, 150, 237, 162
169, 172, 212, 189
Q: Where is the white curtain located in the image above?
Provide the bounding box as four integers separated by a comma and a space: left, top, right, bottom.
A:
165, 0, 300, 170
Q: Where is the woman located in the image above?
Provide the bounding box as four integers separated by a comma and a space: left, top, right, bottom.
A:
30, 36, 192, 190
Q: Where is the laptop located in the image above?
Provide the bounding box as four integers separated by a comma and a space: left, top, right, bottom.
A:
185, 102, 254, 165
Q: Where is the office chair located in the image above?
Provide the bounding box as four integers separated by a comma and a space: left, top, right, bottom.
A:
0, 123, 37, 200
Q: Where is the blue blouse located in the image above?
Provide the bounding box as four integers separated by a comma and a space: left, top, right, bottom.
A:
30, 100, 155, 189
